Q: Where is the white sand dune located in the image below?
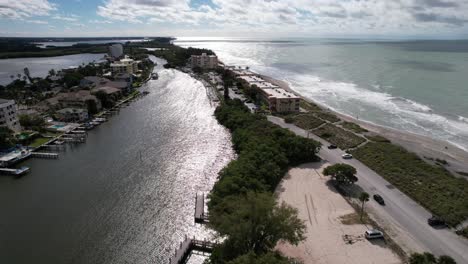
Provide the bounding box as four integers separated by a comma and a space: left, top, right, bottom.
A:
276, 163, 401, 264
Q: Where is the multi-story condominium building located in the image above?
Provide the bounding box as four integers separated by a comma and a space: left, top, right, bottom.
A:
189, 53, 218, 69
258, 88, 301, 113
0, 99, 21, 131
110, 57, 140, 75
108, 44, 124, 59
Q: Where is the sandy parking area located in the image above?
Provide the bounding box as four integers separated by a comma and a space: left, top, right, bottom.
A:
276, 162, 401, 264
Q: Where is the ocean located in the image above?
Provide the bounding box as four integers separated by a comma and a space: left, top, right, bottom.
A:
176, 38, 468, 151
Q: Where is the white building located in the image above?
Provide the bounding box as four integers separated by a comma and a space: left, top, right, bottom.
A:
189, 53, 218, 69
108, 44, 124, 59
110, 56, 140, 75
0, 99, 21, 131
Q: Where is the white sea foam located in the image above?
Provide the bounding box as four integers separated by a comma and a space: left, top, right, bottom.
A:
178, 41, 468, 151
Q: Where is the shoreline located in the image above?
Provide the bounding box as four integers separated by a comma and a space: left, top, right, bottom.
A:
260, 75, 468, 176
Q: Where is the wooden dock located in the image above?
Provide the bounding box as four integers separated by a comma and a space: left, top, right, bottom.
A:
195, 193, 209, 223
31, 152, 59, 159
169, 235, 216, 264
0, 167, 30, 176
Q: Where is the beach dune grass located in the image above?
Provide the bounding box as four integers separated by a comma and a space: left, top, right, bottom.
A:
350, 142, 468, 226
289, 113, 325, 130
342, 121, 368, 133
314, 124, 366, 149
316, 112, 341, 123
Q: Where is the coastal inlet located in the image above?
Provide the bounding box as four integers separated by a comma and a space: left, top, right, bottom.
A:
0, 57, 235, 264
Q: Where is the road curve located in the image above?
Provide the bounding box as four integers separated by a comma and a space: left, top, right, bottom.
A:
268, 116, 468, 263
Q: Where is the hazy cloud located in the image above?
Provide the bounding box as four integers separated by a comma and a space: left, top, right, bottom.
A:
0, 0, 56, 19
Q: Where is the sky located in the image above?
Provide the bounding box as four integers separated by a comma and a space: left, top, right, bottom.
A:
1, 0, 468, 39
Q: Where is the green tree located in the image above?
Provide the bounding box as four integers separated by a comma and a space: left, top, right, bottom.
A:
19, 115, 45, 130
0, 127, 15, 148
209, 192, 305, 261
438, 255, 457, 264
359, 192, 370, 220
23, 67, 31, 82
95, 90, 114, 108
323, 163, 358, 185
409, 252, 457, 264
48, 69, 56, 76
86, 99, 98, 115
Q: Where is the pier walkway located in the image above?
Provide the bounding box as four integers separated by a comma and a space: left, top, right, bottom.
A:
194, 193, 209, 223
169, 236, 216, 264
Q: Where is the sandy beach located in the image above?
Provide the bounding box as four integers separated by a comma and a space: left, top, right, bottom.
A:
276, 163, 402, 264
261, 75, 468, 176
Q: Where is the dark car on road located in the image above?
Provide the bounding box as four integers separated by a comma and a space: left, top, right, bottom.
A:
328, 144, 338, 149
373, 194, 385, 205
428, 216, 446, 227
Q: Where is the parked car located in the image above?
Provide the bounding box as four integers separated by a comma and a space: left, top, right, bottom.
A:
365, 229, 384, 239
373, 194, 385, 205
342, 153, 353, 159
328, 144, 338, 149
427, 216, 446, 227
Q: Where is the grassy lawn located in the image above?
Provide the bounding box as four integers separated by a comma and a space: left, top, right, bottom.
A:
342, 121, 368, 133
314, 124, 366, 149
289, 113, 325, 130
29, 137, 50, 148
350, 142, 468, 226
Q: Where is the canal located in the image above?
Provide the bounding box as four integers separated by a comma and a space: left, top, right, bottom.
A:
0, 57, 234, 264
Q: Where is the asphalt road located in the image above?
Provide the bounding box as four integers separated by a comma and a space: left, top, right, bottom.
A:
268, 116, 468, 263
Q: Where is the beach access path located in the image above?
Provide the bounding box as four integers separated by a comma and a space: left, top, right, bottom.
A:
268, 115, 468, 264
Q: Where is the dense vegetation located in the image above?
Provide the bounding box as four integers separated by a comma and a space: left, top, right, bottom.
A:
150, 46, 215, 68
0, 37, 173, 59
208, 100, 321, 263
409, 252, 456, 264
350, 142, 468, 226
315, 123, 366, 149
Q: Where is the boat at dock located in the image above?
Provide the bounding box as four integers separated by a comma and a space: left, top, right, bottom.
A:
0, 166, 30, 176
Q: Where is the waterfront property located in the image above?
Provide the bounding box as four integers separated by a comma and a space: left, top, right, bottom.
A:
0, 99, 21, 131
259, 87, 301, 113
56, 108, 89, 122
110, 56, 140, 75
189, 53, 218, 69
230, 67, 300, 113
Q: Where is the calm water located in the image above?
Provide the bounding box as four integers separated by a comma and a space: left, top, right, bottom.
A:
0, 53, 105, 85
0, 57, 234, 264
176, 38, 468, 151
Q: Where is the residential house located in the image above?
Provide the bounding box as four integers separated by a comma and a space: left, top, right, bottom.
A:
56, 108, 88, 122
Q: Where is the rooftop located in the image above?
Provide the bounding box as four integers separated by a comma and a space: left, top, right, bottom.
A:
261, 88, 300, 99
57, 108, 87, 114
238, 75, 264, 83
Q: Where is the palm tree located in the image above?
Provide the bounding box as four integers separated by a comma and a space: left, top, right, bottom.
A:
359, 192, 370, 221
